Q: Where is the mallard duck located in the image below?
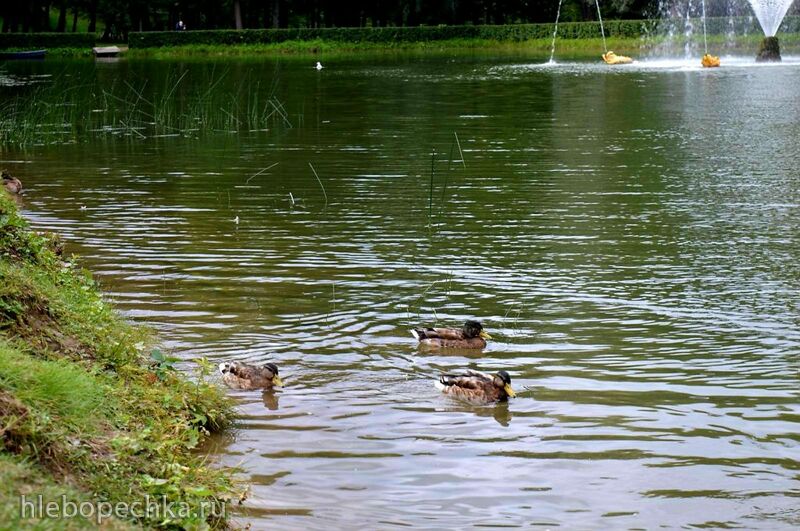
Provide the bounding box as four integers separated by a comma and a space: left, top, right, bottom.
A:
602, 51, 633, 65
701, 54, 720, 68
218, 361, 283, 390
435, 369, 516, 403
411, 320, 492, 349
2, 170, 22, 194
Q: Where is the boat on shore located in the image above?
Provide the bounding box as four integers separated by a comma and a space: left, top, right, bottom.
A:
0, 49, 46, 60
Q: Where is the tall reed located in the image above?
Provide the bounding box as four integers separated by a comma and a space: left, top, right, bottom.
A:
0, 68, 297, 147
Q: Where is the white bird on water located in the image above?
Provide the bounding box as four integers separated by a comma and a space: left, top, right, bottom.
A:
233, 215, 239, 225
315, 61, 323, 70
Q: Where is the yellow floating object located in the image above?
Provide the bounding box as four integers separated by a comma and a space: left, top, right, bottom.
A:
701, 54, 720, 67
602, 51, 633, 65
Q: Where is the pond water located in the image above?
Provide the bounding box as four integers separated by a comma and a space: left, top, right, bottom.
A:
2, 52, 799, 529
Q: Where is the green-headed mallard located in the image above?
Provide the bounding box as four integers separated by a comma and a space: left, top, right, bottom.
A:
411, 320, 492, 349
435, 369, 516, 403
2, 170, 22, 195
218, 361, 283, 390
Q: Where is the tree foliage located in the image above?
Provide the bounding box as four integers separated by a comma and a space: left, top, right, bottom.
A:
2, 0, 661, 38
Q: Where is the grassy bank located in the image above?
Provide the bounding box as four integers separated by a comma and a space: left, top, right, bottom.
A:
0, 190, 238, 528
123, 32, 800, 59
125, 36, 645, 58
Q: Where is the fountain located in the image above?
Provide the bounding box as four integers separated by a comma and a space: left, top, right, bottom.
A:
748, 0, 794, 61
700, 0, 721, 66
595, 0, 634, 64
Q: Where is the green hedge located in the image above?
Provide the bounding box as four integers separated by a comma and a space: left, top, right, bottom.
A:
0, 32, 95, 50
129, 21, 649, 48
128, 16, 800, 49
4, 15, 800, 51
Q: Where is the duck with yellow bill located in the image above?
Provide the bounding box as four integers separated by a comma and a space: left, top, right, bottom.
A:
435, 369, 516, 404
411, 320, 492, 349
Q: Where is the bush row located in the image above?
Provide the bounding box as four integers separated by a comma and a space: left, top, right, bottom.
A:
129, 20, 649, 48
129, 17, 800, 48
0, 32, 95, 50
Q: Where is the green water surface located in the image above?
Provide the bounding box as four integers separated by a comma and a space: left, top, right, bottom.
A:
2, 52, 799, 529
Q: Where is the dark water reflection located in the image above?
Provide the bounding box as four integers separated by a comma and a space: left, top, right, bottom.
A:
2, 53, 799, 529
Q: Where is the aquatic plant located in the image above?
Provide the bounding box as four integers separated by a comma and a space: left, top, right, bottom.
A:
0, 67, 295, 147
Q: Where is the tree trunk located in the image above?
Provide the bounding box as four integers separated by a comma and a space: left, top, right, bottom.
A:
271, 0, 279, 28
234, 0, 243, 29
57, 0, 68, 32
22, 3, 30, 32
88, 0, 98, 33
71, 8, 78, 32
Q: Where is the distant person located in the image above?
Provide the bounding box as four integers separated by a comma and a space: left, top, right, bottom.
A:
176, 20, 186, 31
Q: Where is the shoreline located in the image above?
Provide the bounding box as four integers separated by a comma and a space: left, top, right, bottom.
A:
2, 33, 798, 60
0, 190, 239, 528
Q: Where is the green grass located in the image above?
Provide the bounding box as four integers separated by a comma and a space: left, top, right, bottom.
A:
0, 344, 109, 435
125, 36, 631, 58
0, 191, 239, 528
0, 454, 134, 530
123, 33, 800, 59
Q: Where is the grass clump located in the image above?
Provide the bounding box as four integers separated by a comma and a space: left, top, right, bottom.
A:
0, 191, 238, 529
0, 67, 294, 147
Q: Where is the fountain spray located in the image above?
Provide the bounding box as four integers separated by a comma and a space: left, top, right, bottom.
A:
749, 0, 790, 61
595, 0, 608, 53
549, 0, 564, 64
701, 0, 709, 54
699, 0, 720, 67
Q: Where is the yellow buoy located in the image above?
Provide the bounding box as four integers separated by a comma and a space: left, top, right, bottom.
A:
602, 51, 633, 65
701, 54, 720, 68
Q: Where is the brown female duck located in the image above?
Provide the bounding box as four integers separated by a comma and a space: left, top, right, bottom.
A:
435, 369, 516, 404
2, 170, 22, 194
218, 361, 283, 390
411, 320, 492, 349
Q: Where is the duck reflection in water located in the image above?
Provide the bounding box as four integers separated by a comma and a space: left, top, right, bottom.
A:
261, 388, 279, 410
440, 401, 513, 427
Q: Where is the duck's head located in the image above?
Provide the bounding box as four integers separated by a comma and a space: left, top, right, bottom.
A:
463, 320, 492, 340
263, 362, 283, 386
493, 370, 515, 398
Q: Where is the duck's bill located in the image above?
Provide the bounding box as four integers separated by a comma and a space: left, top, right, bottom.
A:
504, 384, 516, 398
479, 331, 493, 340
272, 375, 284, 387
